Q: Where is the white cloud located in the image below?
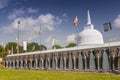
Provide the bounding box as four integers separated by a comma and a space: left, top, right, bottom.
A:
27, 8, 38, 13
2, 13, 62, 42
8, 8, 38, 20
66, 34, 76, 42
0, 0, 10, 9
8, 8, 25, 20
114, 15, 120, 28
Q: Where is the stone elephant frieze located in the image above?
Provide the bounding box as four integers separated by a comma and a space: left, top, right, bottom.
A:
72, 51, 79, 58
62, 52, 69, 59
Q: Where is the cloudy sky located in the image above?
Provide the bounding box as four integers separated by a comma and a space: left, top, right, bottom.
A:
0, 0, 120, 48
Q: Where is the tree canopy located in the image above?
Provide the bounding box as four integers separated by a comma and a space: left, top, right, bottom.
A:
1, 41, 78, 57
0, 45, 7, 57
5, 42, 23, 54
66, 43, 77, 48
40, 44, 47, 50
52, 45, 62, 49
27, 42, 40, 52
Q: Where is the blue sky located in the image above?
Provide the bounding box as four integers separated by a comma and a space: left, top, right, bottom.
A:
0, 0, 120, 48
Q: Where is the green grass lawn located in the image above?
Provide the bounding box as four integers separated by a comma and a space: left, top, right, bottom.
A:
0, 68, 120, 80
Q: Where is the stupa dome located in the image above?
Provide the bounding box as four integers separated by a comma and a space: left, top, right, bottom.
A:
79, 29, 104, 45
79, 10, 104, 45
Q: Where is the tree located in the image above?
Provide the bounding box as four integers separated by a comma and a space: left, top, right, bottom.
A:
5, 42, 23, 54
66, 43, 77, 48
0, 45, 7, 57
40, 44, 47, 50
27, 42, 40, 52
52, 45, 62, 49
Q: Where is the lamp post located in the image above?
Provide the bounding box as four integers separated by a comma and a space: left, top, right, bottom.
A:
17, 21, 20, 53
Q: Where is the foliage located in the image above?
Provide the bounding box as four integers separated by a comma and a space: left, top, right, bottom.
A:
52, 45, 62, 49
0, 69, 120, 80
27, 42, 40, 52
40, 44, 47, 50
5, 42, 23, 54
0, 45, 7, 57
66, 43, 77, 48
4, 42, 47, 54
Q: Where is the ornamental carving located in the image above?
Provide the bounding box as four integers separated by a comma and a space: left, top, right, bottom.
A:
23, 55, 28, 60
63, 51, 68, 58
82, 50, 90, 58
18, 56, 21, 60
33, 54, 39, 59
46, 53, 52, 59
93, 49, 103, 58
54, 53, 60, 59
40, 54, 45, 59
15, 56, 18, 60
109, 47, 119, 57
72, 51, 78, 58
28, 55, 32, 60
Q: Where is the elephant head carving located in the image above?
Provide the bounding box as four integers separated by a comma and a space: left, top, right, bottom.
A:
82, 50, 90, 58
54, 53, 60, 59
109, 47, 119, 57
46, 53, 52, 59
40, 54, 45, 60
63, 51, 68, 58
93, 49, 103, 58
72, 51, 78, 58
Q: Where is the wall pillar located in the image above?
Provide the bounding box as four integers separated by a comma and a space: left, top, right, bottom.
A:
9, 61, 11, 68
102, 49, 109, 71
82, 50, 90, 70
110, 55, 115, 71
63, 52, 68, 70
16, 60, 18, 69
118, 47, 120, 70
20, 60, 23, 69
97, 56, 100, 70
6, 61, 8, 68
47, 57, 50, 69
63, 57, 66, 70
118, 55, 120, 71
52, 53, 55, 69
25, 60, 28, 69
90, 50, 95, 70
13, 60, 15, 68
35, 59, 38, 69
29, 60, 32, 69
68, 52, 72, 70
41, 58, 44, 69
55, 57, 58, 70
79, 51, 83, 70
60, 52, 63, 69
71, 51, 78, 70
84, 56, 87, 70
73, 56, 76, 70
3, 60, 5, 68
38, 59, 41, 69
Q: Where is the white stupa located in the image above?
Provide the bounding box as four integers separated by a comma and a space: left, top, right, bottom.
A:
79, 10, 104, 45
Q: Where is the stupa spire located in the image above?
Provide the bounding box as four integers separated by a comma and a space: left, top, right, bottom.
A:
84, 9, 94, 29
87, 10, 91, 25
